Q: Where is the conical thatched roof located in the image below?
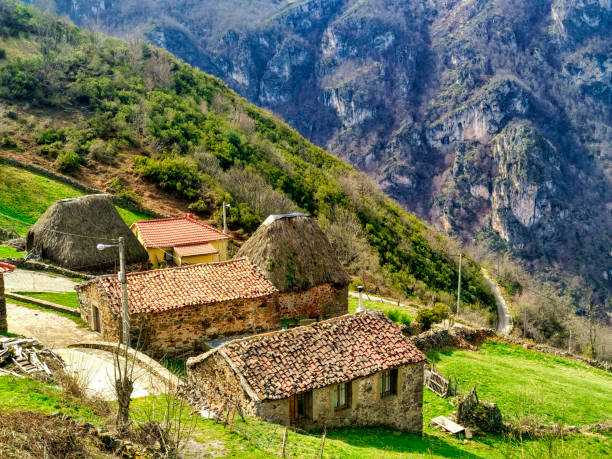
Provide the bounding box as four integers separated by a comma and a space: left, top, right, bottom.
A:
235, 214, 350, 292
26, 194, 148, 271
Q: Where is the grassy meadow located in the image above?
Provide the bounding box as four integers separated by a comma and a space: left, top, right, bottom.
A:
0, 337, 610, 459
0, 164, 149, 235
348, 296, 414, 325
430, 340, 612, 426
14, 291, 79, 309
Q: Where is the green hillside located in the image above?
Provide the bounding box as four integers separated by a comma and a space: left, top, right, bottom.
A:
0, 164, 149, 234
0, 0, 495, 313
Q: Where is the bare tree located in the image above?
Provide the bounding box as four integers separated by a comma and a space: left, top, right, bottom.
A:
113, 341, 137, 430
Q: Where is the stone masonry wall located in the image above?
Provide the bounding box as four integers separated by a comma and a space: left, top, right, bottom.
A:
78, 282, 348, 357
259, 362, 424, 433
76, 282, 120, 342
277, 284, 348, 320
187, 352, 257, 415
131, 296, 280, 357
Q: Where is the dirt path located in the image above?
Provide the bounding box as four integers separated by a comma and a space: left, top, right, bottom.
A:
6, 302, 166, 399
4, 269, 77, 293
6, 302, 99, 349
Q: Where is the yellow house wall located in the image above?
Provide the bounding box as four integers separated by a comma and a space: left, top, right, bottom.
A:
177, 252, 220, 265
131, 225, 229, 267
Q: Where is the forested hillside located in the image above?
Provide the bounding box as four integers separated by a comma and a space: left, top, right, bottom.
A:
42, 0, 612, 305
0, 1, 496, 316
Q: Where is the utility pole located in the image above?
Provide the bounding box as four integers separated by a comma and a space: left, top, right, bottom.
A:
523, 308, 527, 339
118, 237, 130, 345
97, 238, 130, 345
568, 329, 572, 353
456, 253, 462, 316
222, 202, 230, 234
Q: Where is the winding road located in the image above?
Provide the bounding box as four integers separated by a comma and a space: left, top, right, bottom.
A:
481, 269, 513, 335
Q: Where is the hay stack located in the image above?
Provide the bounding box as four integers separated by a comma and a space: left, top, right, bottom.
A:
236, 214, 350, 291
26, 194, 148, 271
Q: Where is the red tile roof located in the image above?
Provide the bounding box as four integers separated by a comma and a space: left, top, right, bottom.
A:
0, 262, 16, 274
79, 258, 277, 315
131, 215, 230, 248
174, 243, 219, 257
195, 310, 426, 400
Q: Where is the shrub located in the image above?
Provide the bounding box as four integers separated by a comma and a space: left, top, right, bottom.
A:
134, 155, 201, 199
384, 309, 412, 326
36, 128, 66, 145
0, 135, 17, 148
416, 303, 451, 331
188, 198, 208, 214
38, 141, 62, 159
88, 138, 117, 164
55, 149, 80, 172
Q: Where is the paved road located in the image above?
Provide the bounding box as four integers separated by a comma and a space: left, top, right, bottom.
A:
4, 269, 78, 293
482, 269, 513, 335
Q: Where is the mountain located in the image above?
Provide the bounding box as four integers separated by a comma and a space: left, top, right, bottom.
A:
41, 0, 612, 302
0, 0, 496, 316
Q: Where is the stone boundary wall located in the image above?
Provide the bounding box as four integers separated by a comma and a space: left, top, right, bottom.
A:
0, 156, 166, 218
69, 341, 182, 389
410, 327, 495, 354
0, 258, 95, 280
410, 326, 611, 372
497, 336, 611, 372
5, 292, 80, 316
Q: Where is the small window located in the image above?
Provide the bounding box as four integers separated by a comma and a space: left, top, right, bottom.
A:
334, 382, 351, 410
289, 391, 312, 420
380, 369, 398, 398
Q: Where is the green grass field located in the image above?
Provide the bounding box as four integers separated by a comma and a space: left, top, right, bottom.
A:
348, 296, 414, 325
6, 296, 85, 325
0, 245, 23, 258
430, 340, 612, 426
14, 291, 79, 309
0, 164, 150, 235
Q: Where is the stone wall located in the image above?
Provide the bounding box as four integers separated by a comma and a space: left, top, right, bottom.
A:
260, 362, 424, 433
77, 282, 348, 357
187, 352, 257, 415
188, 356, 423, 433
277, 283, 348, 320
0, 274, 7, 332
131, 296, 281, 357
76, 283, 120, 342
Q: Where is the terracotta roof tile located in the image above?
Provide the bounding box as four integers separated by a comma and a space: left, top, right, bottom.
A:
81, 258, 277, 314
214, 310, 426, 400
0, 262, 16, 274
173, 243, 219, 257
131, 215, 230, 248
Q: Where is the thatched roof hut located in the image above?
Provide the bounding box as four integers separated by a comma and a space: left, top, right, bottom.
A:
26, 194, 148, 271
235, 214, 350, 292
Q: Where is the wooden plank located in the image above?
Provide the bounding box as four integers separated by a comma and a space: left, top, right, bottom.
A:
431, 416, 465, 435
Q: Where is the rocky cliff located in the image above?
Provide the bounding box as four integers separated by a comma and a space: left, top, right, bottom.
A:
42, 0, 612, 299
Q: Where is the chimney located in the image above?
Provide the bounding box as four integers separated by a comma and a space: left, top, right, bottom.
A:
356, 286, 365, 313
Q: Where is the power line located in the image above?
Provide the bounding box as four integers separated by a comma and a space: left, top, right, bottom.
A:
0, 210, 119, 242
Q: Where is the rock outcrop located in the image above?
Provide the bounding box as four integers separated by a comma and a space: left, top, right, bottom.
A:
46, 0, 612, 299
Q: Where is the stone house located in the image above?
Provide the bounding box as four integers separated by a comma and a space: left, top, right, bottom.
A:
236, 214, 350, 323
130, 214, 231, 267
186, 310, 426, 433
76, 258, 278, 356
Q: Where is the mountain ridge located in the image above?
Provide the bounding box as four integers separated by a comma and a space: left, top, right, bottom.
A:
41, 0, 612, 302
